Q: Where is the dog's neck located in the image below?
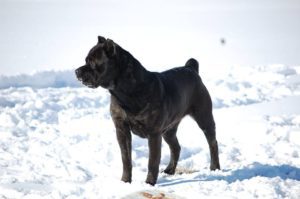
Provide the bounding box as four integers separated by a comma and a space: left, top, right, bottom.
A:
109, 47, 161, 114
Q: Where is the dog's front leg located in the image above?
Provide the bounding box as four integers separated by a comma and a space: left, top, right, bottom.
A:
116, 127, 132, 183
146, 134, 162, 185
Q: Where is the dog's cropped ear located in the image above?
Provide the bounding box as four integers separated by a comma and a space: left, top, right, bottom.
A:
104, 39, 117, 57
98, 36, 106, 44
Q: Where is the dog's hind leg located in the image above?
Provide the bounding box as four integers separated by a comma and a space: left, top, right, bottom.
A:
162, 123, 181, 175
191, 108, 220, 171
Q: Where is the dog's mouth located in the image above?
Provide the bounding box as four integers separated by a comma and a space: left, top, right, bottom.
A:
82, 81, 97, 89
80, 78, 98, 89
76, 73, 98, 89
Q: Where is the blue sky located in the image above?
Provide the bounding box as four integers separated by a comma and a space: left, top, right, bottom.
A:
1, 0, 300, 75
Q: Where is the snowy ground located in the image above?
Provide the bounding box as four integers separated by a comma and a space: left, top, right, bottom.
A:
0, 64, 300, 198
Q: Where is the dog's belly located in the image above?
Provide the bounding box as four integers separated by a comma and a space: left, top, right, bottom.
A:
124, 99, 189, 138
128, 115, 181, 138
127, 113, 166, 138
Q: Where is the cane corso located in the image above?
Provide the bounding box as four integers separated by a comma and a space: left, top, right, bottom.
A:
75, 36, 220, 185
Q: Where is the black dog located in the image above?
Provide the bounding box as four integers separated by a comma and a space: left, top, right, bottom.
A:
75, 36, 220, 185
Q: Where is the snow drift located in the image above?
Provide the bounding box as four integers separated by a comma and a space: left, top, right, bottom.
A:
0, 70, 81, 89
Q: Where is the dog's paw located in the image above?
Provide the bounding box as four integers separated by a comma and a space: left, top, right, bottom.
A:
163, 167, 176, 175
210, 162, 221, 171
210, 163, 221, 171
145, 173, 157, 186
121, 173, 132, 183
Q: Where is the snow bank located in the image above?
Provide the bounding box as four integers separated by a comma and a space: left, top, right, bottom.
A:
0, 70, 81, 89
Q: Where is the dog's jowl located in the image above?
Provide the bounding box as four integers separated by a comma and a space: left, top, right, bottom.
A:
75, 36, 220, 185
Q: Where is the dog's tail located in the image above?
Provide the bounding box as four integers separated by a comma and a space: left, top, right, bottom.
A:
185, 58, 199, 73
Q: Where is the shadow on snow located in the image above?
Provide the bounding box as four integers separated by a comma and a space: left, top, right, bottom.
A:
158, 162, 300, 186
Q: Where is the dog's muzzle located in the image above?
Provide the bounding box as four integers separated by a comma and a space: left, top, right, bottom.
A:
75, 68, 98, 88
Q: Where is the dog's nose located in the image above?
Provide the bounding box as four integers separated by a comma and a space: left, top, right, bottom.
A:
75, 69, 81, 77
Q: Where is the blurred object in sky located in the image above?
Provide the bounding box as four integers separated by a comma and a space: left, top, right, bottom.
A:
220, 38, 226, 46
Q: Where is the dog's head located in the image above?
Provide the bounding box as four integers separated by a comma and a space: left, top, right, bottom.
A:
75, 36, 120, 89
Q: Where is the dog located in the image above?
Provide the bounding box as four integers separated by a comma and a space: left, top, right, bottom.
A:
75, 36, 220, 185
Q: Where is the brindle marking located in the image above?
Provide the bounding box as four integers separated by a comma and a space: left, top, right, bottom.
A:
75, 36, 220, 185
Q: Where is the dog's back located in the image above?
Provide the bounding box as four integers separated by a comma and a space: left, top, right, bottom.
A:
159, 58, 203, 96
155, 58, 211, 121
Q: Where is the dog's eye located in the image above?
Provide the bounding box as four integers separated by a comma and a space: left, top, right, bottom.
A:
90, 62, 96, 70
86, 58, 96, 70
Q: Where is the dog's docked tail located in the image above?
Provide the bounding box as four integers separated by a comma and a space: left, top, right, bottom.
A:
185, 58, 199, 73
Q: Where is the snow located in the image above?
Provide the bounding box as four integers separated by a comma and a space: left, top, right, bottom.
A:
0, 64, 300, 198
0, 70, 80, 89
